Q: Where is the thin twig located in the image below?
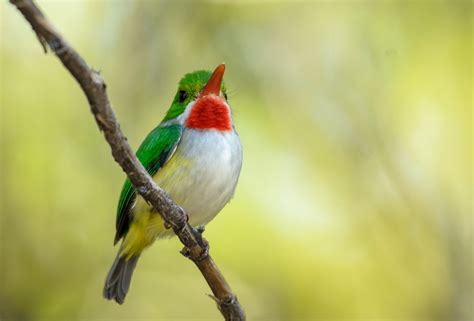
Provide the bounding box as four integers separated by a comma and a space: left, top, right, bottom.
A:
10, 1, 245, 320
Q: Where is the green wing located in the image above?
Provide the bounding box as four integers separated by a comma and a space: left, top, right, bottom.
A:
114, 124, 182, 244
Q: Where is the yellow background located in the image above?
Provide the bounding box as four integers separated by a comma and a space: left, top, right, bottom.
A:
1, 1, 472, 320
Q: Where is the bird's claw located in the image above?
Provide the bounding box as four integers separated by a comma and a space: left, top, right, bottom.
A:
193, 226, 209, 261
196, 239, 210, 261
180, 226, 209, 261
192, 226, 207, 247
195, 225, 205, 236
180, 243, 209, 261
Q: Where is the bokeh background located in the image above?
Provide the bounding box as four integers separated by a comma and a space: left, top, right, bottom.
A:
1, 1, 472, 320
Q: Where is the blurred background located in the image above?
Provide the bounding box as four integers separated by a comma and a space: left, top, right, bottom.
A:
1, 1, 472, 320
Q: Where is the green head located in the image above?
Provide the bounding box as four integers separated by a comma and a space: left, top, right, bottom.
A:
162, 64, 228, 123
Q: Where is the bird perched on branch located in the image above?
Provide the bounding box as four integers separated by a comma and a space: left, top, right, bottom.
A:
103, 64, 242, 304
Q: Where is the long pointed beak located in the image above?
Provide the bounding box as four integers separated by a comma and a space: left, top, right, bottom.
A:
200, 63, 225, 97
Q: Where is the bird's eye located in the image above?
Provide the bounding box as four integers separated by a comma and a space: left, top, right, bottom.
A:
178, 90, 187, 103
224, 92, 228, 100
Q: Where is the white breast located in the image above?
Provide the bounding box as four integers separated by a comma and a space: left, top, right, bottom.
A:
155, 128, 242, 227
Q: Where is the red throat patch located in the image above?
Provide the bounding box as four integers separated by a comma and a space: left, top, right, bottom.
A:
186, 95, 232, 131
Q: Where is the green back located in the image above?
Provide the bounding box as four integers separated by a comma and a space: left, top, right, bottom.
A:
114, 68, 228, 243
114, 124, 182, 243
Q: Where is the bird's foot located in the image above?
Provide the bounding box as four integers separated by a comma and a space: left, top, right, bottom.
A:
180, 225, 209, 262
194, 226, 210, 261
194, 225, 206, 241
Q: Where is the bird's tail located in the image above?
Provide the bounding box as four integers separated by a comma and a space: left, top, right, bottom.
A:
103, 250, 139, 304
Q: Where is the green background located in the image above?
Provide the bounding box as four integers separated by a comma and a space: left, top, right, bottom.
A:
1, 1, 472, 320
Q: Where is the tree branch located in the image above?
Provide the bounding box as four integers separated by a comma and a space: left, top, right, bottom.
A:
10, 1, 245, 320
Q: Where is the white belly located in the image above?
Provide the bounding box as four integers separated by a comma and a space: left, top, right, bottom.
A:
153, 128, 242, 227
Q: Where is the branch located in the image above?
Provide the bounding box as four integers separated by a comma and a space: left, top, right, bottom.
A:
10, 1, 245, 320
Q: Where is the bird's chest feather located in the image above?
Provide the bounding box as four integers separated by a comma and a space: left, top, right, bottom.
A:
135, 128, 242, 231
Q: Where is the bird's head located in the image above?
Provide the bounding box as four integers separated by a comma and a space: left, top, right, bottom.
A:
161, 64, 232, 132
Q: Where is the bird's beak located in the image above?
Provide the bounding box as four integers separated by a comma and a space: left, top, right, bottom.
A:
200, 63, 225, 97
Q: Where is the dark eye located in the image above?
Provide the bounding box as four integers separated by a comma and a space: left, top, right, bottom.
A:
224, 92, 228, 100
178, 90, 187, 103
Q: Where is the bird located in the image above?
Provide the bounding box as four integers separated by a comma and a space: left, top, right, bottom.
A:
103, 64, 242, 304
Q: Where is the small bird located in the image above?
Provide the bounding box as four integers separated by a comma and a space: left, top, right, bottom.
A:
103, 64, 242, 304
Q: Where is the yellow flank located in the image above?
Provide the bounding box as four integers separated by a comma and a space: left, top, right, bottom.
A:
120, 150, 192, 259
